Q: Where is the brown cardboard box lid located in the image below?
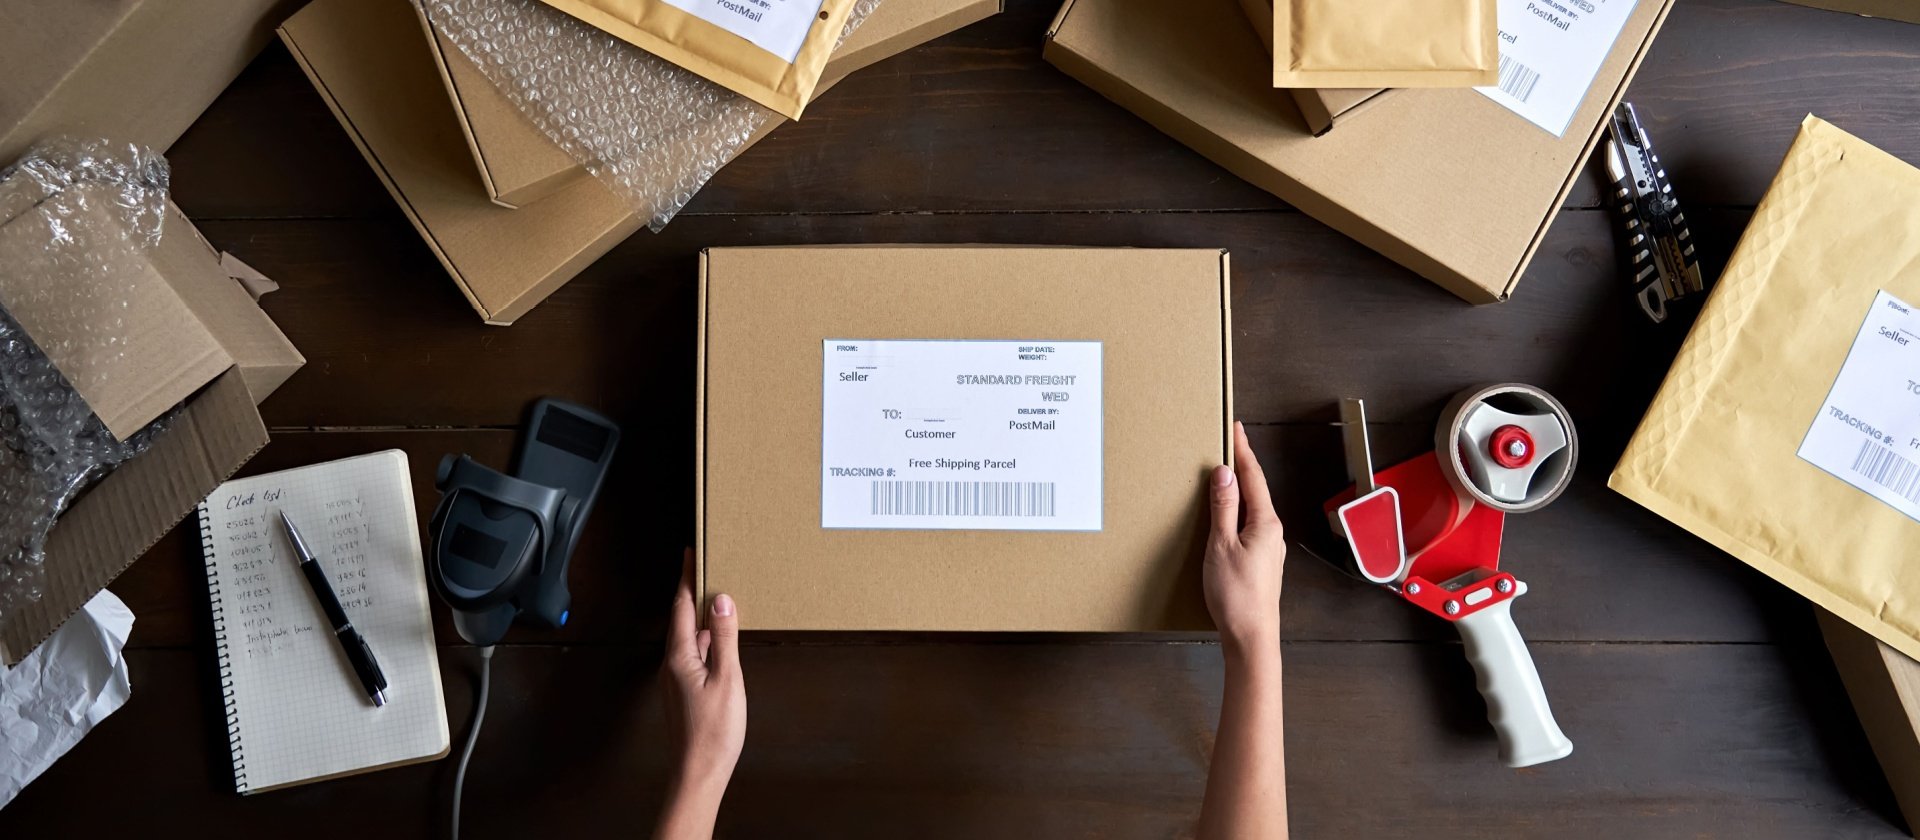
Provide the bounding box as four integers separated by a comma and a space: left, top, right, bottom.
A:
698, 246, 1232, 632
0, 184, 231, 440
418, 0, 1002, 209
0, 368, 267, 664
282, 0, 1001, 325
1778, 0, 1920, 24
1045, 0, 1674, 304
0, 0, 297, 164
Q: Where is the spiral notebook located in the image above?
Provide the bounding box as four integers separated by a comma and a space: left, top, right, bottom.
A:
199, 449, 449, 794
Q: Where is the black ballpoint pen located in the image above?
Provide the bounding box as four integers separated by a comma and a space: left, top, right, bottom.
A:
280, 510, 390, 707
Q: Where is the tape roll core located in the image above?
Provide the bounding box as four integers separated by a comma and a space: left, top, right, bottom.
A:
1435, 383, 1578, 514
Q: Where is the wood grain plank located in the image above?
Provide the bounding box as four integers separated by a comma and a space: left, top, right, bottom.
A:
0, 641, 1900, 838
165, 0, 1920, 221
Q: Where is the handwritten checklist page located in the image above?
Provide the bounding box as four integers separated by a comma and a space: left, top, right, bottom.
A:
201, 450, 448, 794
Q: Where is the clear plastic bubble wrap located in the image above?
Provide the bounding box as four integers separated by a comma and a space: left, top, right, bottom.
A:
0, 138, 174, 631
421, 0, 881, 231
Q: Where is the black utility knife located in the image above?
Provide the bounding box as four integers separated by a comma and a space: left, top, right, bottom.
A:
1604, 102, 1705, 323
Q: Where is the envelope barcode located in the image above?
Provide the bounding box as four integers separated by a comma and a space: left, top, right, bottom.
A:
1851, 439, 1920, 503
871, 480, 1056, 517
1496, 55, 1542, 103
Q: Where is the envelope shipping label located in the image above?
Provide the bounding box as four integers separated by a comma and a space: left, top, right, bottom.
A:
1799, 290, 1920, 523
820, 339, 1103, 531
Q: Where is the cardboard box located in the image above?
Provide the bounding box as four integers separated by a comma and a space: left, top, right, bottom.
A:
417, 0, 1003, 209
697, 246, 1231, 631
282, 0, 1001, 325
0, 0, 298, 164
1821, 610, 1920, 836
0, 198, 304, 664
418, 8, 587, 208
1779, 0, 1920, 24
1045, 0, 1675, 304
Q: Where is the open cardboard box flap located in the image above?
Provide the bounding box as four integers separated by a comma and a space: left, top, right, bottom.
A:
280, 0, 1002, 324
0, 197, 301, 664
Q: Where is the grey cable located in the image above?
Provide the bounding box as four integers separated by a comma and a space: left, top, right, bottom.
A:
452, 645, 494, 840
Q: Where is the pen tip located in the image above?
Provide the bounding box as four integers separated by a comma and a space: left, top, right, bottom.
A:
373, 689, 387, 708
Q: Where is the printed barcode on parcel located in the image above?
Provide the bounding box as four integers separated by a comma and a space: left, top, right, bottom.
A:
1852, 440, 1920, 504
871, 481, 1057, 517
1496, 56, 1542, 103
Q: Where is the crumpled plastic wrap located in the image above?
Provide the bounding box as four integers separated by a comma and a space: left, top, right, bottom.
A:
421, 0, 882, 231
0, 139, 174, 632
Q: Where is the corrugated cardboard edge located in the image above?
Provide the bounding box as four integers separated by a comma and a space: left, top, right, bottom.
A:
1219, 249, 1235, 467
1606, 117, 1920, 660
695, 248, 712, 621
1819, 608, 1920, 832
0, 370, 269, 665
1042, 3, 1492, 304
277, 21, 492, 324
1290, 88, 1393, 136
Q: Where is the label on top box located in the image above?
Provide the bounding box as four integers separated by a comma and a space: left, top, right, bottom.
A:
820, 339, 1103, 531
658, 0, 826, 63
1477, 0, 1640, 137
1798, 291, 1920, 524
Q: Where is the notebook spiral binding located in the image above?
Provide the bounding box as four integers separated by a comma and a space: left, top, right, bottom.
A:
201, 503, 249, 793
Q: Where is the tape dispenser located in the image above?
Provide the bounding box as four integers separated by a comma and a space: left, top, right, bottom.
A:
1323, 383, 1577, 768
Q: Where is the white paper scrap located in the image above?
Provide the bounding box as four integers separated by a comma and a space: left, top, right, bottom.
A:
0, 590, 135, 810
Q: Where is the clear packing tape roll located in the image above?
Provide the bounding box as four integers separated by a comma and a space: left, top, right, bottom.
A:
421, 0, 882, 232
0, 139, 175, 632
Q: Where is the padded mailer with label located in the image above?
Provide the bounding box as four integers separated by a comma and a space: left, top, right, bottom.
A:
538, 0, 858, 118
1611, 116, 1920, 659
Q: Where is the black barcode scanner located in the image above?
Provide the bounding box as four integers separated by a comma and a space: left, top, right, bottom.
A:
427, 398, 619, 647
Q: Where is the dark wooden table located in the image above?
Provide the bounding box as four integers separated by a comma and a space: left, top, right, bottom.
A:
5, 1, 1920, 837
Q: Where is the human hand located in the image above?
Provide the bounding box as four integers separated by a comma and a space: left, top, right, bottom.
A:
656, 549, 745, 840
1203, 422, 1287, 654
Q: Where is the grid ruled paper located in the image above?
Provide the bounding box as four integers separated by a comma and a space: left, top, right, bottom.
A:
199, 450, 448, 793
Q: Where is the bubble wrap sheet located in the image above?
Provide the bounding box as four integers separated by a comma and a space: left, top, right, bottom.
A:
0, 139, 174, 632
422, 0, 881, 231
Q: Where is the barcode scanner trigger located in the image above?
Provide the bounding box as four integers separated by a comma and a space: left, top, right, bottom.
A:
427, 398, 620, 647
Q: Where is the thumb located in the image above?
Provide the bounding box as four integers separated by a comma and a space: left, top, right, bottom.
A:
1207, 465, 1240, 541
705, 593, 740, 681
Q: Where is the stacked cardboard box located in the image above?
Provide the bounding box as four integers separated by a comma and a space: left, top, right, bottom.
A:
1046, 0, 1675, 304
282, 0, 1003, 324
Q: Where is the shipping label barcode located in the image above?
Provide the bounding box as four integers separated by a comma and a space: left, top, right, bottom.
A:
871, 480, 1056, 517
1495, 55, 1542, 103
1851, 439, 1920, 504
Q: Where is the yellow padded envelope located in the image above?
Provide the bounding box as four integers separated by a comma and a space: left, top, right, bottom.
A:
1612, 116, 1920, 660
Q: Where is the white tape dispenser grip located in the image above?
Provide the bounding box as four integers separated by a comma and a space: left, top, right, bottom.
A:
1436, 383, 1577, 767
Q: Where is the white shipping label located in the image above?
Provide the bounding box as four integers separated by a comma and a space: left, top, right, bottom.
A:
1798, 291, 1920, 524
657, 0, 826, 63
1477, 0, 1640, 137
821, 339, 1103, 531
